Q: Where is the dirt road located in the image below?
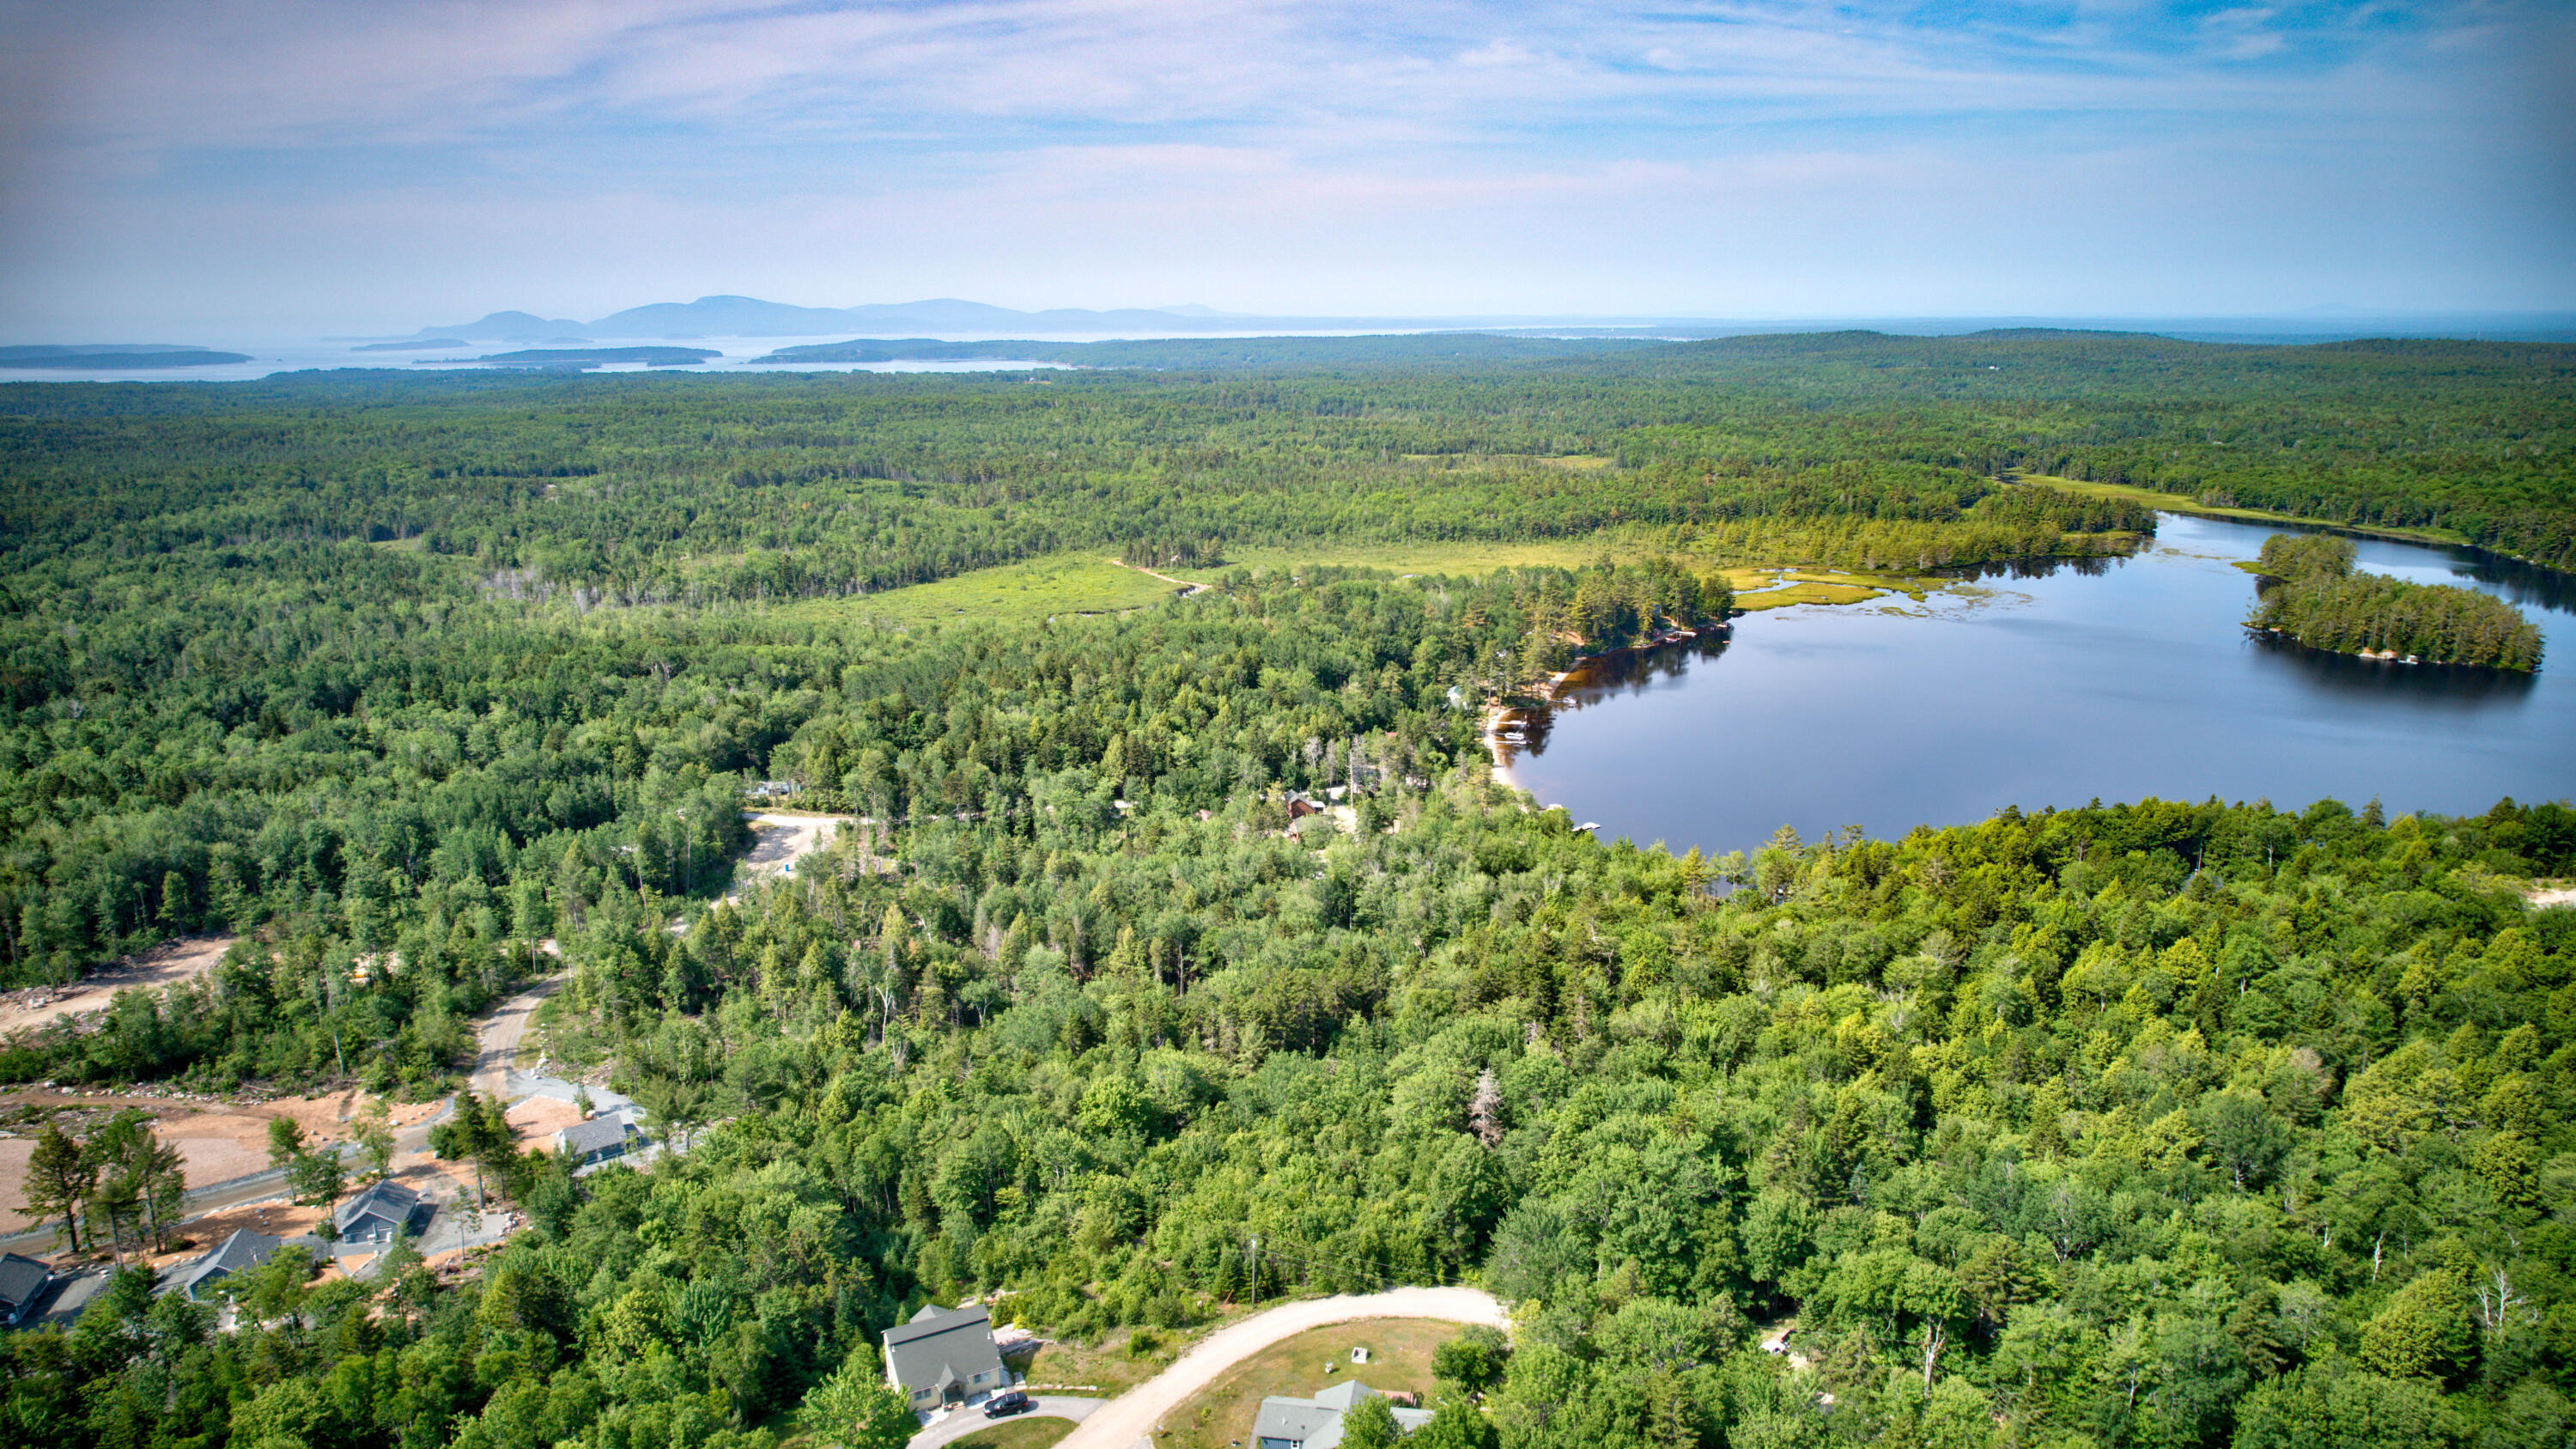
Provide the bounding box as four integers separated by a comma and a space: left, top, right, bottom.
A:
471, 976, 567, 1100
0, 935, 236, 1038
1052, 1288, 1507, 1449
1106, 559, 1211, 596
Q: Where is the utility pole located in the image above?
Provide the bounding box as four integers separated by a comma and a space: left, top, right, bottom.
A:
1249, 1236, 1259, 1311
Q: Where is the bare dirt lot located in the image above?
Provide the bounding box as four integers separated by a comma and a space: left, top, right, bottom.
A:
0, 1089, 438, 1234
0, 935, 237, 1038
145, 1198, 327, 1267
505, 1095, 585, 1148
743, 812, 854, 879
0, 1138, 36, 1234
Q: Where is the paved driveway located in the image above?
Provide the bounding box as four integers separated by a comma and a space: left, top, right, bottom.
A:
908, 1396, 1105, 1449
1052, 1288, 1508, 1449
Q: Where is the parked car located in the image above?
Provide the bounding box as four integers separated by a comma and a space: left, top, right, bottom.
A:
983, 1391, 1032, 1419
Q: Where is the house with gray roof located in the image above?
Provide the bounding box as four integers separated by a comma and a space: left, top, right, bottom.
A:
333, 1180, 431, 1245
0, 1251, 52, 1325
556, 1115, 641, 1167
882, 1302, 1008, 1409
161, 1229, 295, 1301
1254, 1382, 1432, 1449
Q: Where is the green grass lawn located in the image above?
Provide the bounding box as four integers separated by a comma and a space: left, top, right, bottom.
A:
1160, 1318, 1461, 1449
941, 1417, 1078, 1449
2023, 475, 2468, 547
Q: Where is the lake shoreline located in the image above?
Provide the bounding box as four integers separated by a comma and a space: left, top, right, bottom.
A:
1501, 512, 2574, 858
1483, 622, 1730, 783
2245, 625, 2539, 674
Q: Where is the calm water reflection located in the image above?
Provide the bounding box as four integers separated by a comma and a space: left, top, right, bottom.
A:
1500, 513, 2575, 855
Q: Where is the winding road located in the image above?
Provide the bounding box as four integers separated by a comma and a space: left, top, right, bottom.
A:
1047, 1287, 1508, 1449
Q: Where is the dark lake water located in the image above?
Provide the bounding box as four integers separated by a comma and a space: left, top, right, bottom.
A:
1498, 513, 2576, 856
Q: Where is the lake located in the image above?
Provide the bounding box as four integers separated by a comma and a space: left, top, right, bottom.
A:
1497, 512, 2576, 856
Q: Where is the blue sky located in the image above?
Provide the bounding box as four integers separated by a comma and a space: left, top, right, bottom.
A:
1, 0, 2569, 337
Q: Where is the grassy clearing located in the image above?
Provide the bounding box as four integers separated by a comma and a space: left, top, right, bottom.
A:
941, 1418, 1077, 1449
1160, 1318, 1460, 1449
2023, 475, 2468, 547
1020, 1326, 1188, 1397
771, 553, 1188, 630
769, 538, 1640, 631
763, 532, 1985, 635
1226, 537, 1616, 577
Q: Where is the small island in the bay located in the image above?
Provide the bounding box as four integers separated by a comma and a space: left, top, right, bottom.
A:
2245, 531, 2543, 670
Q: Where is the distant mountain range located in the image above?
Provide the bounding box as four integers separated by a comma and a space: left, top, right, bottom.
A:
396, 297, 2576, 344
404, 295, 1341, 341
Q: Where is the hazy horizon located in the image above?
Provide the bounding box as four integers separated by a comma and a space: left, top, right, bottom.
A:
5, 1, 2573, 341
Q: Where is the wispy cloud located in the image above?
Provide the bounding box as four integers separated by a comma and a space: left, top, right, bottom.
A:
0, 0, 2566, 333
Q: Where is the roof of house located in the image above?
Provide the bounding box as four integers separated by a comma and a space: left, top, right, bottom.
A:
558, 1117, 634, 1156
0, 1251, 51, 1312
333, 1179, 425, 1233
164, 1229, 283, 1297
881, 1302, 1004, 1394
1253, 1383, 1432, 1449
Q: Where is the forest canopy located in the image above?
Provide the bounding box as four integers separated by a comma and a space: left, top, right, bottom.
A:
2, 334, 2573, 1449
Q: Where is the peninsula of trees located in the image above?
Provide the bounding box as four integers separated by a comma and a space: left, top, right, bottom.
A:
2246, 533, 2544, 671
0, 344, 252, 368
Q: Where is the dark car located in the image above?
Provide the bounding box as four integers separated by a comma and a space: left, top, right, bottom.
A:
983, 1391, 1032, 1419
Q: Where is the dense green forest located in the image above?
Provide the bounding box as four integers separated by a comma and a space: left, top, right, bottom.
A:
2245, 535, 2544, 671
3, 336, 2574, 1449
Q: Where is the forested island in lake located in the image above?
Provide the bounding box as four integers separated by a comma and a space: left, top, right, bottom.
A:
1, 331, 2573, 1449
2247, 533, 2545, 670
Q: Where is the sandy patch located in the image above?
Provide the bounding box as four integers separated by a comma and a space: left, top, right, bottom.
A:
153, 1091, 373, 1185
409, 1158, 494, 1209
143, 1198, 326, 1269
506, 1096, 585, 1148
743, 812, 854, 878
0, 1087, 432, 1233
0, 935, 238, 1038
2530, 886, 2576, 908
163, 1123, 274, 1190
0, 1137, 40, 1233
